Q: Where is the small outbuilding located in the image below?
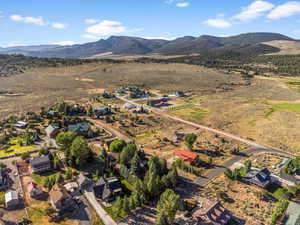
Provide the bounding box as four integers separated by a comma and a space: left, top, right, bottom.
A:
5, 191, 20, 209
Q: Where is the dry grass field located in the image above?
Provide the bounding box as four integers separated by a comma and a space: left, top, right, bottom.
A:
1, 62, 300, 154
264, 40, 300, 55
198, 175, 279, 225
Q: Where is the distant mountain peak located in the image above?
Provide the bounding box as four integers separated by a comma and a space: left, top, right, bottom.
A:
0, 32, 295, 58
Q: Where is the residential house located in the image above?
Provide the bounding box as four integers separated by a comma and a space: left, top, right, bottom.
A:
147, 97, 168, 107
5, 191, 20, 209
174, 150, 198, 165
49, 184, 76, 213
123, 103, 136, 110
30, 155, 51, 173
92, 177, 122, 202
93, 106, 111, 116
28, 182, 45, 199
47, 110, 59, 118
284, 201, 300, 225
13, 121, 28, 129
45, 125, 60, 138
243, 168, 272, 188
68, 122, 91, 136
77, 174, 93, 191
192, 197, 232, 225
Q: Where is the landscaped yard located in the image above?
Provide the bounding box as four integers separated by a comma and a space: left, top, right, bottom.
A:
32, 172, 61, 186
0, 191, 5, 205
267, 183, 289, 201
0, 138, 36, 158
27, 202, 78, 225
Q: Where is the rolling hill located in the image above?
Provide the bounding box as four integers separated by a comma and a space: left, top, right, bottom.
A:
0, 32, 295, 58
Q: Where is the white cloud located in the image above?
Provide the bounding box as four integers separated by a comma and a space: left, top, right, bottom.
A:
267, 1, 300, 19
85, 20, 127, 37
2, 41, 25, 47
52, 41, 76, 46
52, 22, 67, 29
203, 18, 232, 29
233, 0, 274, 22
82, 34, 100, 40
10, 14, 46, 26
144, 36, 175, 40
176, 2, 190, 7
85, 18, 98, 24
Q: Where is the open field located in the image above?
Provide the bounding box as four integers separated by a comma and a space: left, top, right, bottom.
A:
264, 40, 300, 55
1, 62, 300, 154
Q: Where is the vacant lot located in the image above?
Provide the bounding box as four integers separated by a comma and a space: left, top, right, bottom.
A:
1, 62, 300, 154
198, 175, 279, 225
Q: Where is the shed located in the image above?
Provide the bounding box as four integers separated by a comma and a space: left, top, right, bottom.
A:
5, 191, 19, 209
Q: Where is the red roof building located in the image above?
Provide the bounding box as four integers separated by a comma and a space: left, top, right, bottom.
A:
174, 150, 198, 164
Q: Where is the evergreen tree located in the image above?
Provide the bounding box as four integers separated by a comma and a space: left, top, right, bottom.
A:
184, 133, 197, 150
68, 136, 92, 168
156, 189, 180, 225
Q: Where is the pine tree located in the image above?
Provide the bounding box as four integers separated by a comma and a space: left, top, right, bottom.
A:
156, 189, 180, 225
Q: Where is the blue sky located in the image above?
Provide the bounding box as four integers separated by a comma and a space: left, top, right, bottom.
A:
0, 0, 299, 47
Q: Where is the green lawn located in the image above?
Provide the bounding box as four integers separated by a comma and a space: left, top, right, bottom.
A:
0, 138, 36, 158
267, 183, 289, 201
121, 180, 135, 192
265, 101, 300, 116
171, 106, 209, 123
0, 191, 5, 205
32, 172, 60, 186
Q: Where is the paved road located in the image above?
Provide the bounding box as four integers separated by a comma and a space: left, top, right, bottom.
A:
116, 96, 298, 187
88, 118, 132, 143
84, 191, 117, 225
194, 147, 294, 186
116, 96, 271, 149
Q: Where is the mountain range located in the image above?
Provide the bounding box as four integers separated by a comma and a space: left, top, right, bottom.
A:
0, 32, 296, 59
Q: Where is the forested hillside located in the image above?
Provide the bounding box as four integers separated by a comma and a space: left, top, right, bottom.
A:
0, 54, 120, 77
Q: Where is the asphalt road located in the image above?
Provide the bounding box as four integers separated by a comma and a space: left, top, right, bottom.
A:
116, 95, 297, 187
194, 147, 294, 186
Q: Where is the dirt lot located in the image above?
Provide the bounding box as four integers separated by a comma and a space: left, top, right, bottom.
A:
1, 62, 300, 154
198, 174, 279, 225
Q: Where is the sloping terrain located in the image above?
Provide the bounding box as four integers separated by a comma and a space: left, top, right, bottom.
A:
263, 40, 300, 55
1, 62, 300, 153
0, 32, 293, 58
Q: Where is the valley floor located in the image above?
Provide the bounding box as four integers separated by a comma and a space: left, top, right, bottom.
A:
1, 62, 300, 154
